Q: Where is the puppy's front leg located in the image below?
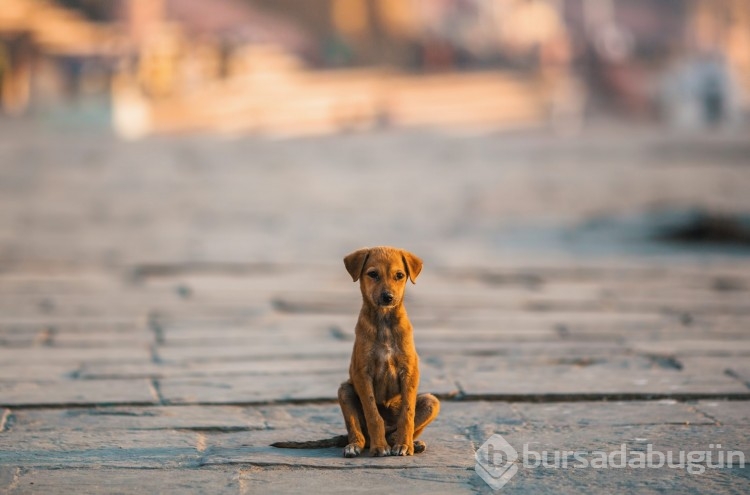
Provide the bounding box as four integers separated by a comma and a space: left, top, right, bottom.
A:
391, 370, 418, 456
338, 381, 366, 458
352, 375, 390, 456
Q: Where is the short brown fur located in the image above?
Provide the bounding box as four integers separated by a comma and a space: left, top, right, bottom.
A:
339, 246, 439, 457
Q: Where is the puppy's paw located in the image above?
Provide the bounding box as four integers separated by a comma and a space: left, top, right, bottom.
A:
343, 443, 362, 458
369, 445, 391, 457
390, 443, 414, 456
413, 440, 426, 454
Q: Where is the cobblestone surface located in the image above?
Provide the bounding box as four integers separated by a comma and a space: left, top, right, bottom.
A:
0, 121, 749, 493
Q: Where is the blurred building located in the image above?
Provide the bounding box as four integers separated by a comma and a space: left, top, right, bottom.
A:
0, 0, 310, 115
0, 0, 118, 114
685, 0, 750, 125
1, 0, 748, 135
113, 0, 565, 137
558, 0, 749, 125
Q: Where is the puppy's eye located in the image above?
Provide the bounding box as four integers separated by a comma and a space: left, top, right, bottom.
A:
367, 271, 379, 280
395, 272, 405, 280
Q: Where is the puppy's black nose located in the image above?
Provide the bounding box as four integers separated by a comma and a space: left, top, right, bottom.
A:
380, 292, 394, 305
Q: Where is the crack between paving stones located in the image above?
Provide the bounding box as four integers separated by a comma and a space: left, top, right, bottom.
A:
329, 325, 351, 342
176, 426, 267, 433
6, 468, 22, 493
203, 460, 469, 470
5, 467, 23, 493
4, 392, 750, 411
196, 432, 208, 454
148, 312, 166, 346
237, 467, 248, 494
447, 392, 750, 402
0, 409, 12, 432
461, 426, 487, 495
149, 379, 166, 405
644, 354, 683, 371
150, 344, 164, 365
724, 368, 750, 390
454, 380, 467, 400
141, 353, 351, 364
66, 366, 83, 380
686, 404, 722, 425
130, 262, 286, 281
0, 401, 160, 410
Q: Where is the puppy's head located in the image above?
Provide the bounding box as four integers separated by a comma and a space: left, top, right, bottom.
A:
343, 246, 422, 309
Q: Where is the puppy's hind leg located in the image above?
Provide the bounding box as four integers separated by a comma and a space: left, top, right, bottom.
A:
412, 394, 440, 454
338, 381, 367, 458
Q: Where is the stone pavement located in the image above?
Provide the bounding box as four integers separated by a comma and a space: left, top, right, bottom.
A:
0, 121, 749, 493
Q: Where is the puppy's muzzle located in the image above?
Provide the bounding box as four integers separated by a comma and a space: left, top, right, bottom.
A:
379, 291, 395, 306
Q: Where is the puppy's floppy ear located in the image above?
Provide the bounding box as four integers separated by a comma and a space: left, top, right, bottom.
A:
343, 248, 370, 282
401, 250, 423, 284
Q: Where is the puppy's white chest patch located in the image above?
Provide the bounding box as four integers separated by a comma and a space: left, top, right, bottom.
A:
375, 344, 397, 376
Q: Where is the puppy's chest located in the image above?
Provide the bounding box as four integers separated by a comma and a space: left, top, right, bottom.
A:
370, 327, 403, 380
373, 342, 400, 375
371, 340, 402, 401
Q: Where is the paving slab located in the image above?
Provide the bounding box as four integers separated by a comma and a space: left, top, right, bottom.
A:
0, 364, 79, 382
694, 401, 750, 425
78, 357, 351, 380
0, 348, 151, 366
5, 467, 239, 495
470, 423, 750, 459
0, 429, 201, 468
157, 326, 334, 346
679, 356, 750, 374
0, 466, 16, 490
158, 373, 346, 404
419, 326, 559, 343
632, 340, 750, 356
482, 465, 750, 495
0, 318, 140, 332
423, 340, 628, 356
8, 406, 266, 432
456, 366, 749, 398
239, 466, 477, 494
512, 400, 714, 427
415, 309, 669, 329
0, 380, 157, 407
156, 341, 353, 363
51, 330, 153, 347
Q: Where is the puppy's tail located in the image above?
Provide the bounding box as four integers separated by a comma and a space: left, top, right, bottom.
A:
271, 435, 349, 449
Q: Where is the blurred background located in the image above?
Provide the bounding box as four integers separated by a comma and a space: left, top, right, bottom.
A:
1, 0, 749, 266
1, 0, 748, 137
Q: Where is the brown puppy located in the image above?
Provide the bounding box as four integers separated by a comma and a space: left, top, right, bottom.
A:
338, 246, 440, 457
269, 246, 439, 455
